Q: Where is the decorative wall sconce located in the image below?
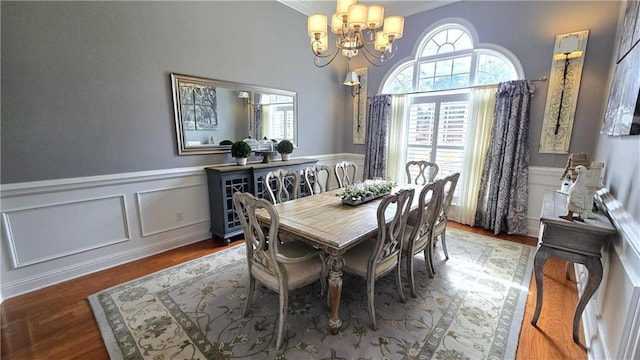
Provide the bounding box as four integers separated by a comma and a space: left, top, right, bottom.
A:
538, 30, 589, 154
344, 67, 368, 144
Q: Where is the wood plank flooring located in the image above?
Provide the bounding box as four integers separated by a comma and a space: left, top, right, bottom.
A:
1, 223, 587, 359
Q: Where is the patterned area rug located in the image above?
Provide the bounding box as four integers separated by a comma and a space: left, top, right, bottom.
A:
89, 228, 534, 360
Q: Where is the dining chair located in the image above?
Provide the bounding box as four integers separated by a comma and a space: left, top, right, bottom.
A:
232, 192, 327, 349
304, 164, 332, 195
334, 161, 358, 188
405, 160, 439, 185
432, 172, 461, 263
264, 169, 300, 204
403, 180, 445, 297
342, 188, 415, 330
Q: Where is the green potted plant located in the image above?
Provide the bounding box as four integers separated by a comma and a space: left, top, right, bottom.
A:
231, 140, 252, 165
277, 140, 294, 161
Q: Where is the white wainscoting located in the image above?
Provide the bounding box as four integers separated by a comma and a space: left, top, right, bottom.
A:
0, 160, 574, 302
579, 189, 640, 360
0, 154, 357, 301
0, 166, 213, 301
3, 195, 130, 268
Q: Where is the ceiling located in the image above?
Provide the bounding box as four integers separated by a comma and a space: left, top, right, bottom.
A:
277, 1, 461, 18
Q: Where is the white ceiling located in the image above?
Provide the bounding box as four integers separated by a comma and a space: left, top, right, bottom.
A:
277, 1, 461, 18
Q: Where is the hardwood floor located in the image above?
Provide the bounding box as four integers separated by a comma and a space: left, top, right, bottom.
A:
1, 223, 587, 360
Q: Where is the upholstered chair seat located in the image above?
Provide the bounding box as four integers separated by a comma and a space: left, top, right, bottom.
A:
250, 241, 325, 290
342, 238, 399, 278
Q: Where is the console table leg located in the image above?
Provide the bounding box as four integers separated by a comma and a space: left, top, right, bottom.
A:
531, 247, 549, 325
572, 257, 603, 343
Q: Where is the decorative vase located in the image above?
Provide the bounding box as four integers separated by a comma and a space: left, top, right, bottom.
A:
236, 157, 247, 166
281, 153, 290, 161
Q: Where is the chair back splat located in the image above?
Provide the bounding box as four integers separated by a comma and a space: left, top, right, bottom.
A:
264, 169, 301, 204
334, 161, 358, 188
433, 172, 461, 261
405, 160, 439, 185
304, 165, 332, 195
403, 179, 445, 296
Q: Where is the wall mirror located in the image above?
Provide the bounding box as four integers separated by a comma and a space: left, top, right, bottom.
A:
170, 73, 298, 155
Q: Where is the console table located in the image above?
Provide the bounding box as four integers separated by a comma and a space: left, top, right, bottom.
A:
531, 190, 616, 343
205, 158, 318, 243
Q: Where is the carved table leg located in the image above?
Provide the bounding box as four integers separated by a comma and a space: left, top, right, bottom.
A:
531, 246, 550, 326
572, 257, 603, 343
327, 253, 345, 335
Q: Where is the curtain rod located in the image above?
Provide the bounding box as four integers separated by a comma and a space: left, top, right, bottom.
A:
387, 75, 547, 97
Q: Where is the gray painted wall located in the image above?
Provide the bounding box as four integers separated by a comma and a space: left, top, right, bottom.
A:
1, 1, 347, 184
3, 1, 637, 225
345, 1, 620, 169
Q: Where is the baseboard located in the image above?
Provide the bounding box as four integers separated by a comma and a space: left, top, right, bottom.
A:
1, 229, 211, 299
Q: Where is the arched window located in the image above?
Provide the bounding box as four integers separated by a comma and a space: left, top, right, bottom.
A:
383, 23, 521, 93
383, 22, 522, 205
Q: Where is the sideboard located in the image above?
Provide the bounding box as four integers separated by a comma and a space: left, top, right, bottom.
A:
205, 158, 318, 243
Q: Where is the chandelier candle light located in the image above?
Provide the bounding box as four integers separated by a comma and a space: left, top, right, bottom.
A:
307, 0, 404, 69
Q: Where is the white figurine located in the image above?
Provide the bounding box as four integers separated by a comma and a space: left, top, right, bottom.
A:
560, 165, 590, 222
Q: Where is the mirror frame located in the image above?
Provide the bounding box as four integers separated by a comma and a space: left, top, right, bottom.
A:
170, 73, 298, 155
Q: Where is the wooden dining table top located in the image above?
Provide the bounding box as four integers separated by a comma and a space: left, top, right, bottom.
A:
256, 184, 423, 253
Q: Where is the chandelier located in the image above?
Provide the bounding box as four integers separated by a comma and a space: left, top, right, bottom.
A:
307, 0, 405, 68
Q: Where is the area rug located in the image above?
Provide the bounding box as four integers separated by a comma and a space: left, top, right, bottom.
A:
89, 228, 534, 360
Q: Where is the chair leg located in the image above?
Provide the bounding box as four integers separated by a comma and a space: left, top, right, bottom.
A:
243, 276, 256, 317
276, 288, 288, 349
441, 227, 449, 260
366, 276, 377, 331
395, 262, 406, 304
427, 241, 437, 276
424, 245, 435, 278
407, 252, 417, 298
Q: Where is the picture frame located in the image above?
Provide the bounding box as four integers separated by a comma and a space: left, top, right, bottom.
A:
352, 67, 368, 144
601, 0, 640, 136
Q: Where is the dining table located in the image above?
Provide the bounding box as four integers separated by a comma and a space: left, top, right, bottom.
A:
255, 183, 423, 335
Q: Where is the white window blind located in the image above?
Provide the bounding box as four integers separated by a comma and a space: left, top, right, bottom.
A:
407, 93, 469, 201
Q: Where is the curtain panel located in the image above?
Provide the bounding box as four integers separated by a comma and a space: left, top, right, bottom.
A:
364, 94, 392, 180
474, 80, 532, 235
386, 95, 408, 182
253, 104, 263, 140
458, 86, 497, 225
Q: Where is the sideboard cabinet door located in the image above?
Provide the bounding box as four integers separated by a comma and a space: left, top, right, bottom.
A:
205, 158, 318, 243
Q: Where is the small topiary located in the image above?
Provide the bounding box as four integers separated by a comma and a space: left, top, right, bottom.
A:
277, 140, 294, 154
231, 141, 252, 158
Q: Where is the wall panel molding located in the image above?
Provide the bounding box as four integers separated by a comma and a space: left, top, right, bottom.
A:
580, 189, 640, 360
136, 183, 210, 237
2, 195, 130, 268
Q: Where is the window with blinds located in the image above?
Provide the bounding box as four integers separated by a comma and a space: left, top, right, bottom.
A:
381, 23, 521, 208
407, 93, 469, 200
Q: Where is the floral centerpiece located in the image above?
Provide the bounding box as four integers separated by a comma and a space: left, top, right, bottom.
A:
337, 179, 396, 206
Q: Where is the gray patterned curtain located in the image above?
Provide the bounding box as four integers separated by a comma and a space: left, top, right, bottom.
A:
253, 104, 262, 140
363, 94, 392, 180
474, 80, 532, 235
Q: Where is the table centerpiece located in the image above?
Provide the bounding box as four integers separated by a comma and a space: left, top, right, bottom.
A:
337, 179, 396, 206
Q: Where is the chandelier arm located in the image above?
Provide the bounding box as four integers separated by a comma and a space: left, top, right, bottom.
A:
313, 48, 341, 68
360, 43, 399, 65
